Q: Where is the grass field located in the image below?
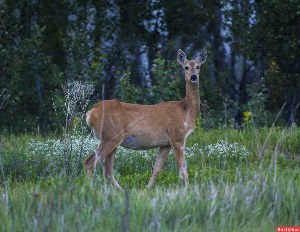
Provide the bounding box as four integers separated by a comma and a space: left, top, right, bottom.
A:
1, 127, 300, 231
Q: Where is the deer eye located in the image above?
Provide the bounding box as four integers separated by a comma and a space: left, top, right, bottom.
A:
185, 66, 189, 70
196, 66, 200, 69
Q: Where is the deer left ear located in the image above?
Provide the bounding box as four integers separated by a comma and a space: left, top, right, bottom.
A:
177, 49, 187, 66
197, 49, 207, 64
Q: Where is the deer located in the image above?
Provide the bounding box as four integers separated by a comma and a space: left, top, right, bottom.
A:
83, 48, 207, 189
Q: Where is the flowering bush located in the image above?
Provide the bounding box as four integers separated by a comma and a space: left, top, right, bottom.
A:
25, 135, 158, 176
26, 136, 97, 159
199, 140, 249, 167
24, 136, 249, 177
114, 148, 157, 175
25, 135, 98, 175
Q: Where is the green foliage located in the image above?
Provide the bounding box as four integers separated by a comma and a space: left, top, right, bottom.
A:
0, 0, 299, 131
113, 57, 182, 105
1, 128, 300, 185
197, 140, 249, 168
1, 128, 300, 231
149, 57, 182, 103
244, 82, 272, 126
114, 72, 142, 103
0, 23, 63, 132
0, 167, 300, 231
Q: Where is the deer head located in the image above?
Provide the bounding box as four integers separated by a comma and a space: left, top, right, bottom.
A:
177, 49, 207, 84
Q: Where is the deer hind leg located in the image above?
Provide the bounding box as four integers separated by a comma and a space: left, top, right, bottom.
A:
83, 151, 97, 178
83, 138, 122, 181
147, 146, 171, 188
172, 142, 189, 187
103, 149, 122, 190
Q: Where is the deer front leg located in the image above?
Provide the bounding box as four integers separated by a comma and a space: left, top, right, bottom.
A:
172, 142, 189, 187
147, 146, 171, 188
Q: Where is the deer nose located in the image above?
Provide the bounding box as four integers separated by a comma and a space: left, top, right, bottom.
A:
190, 75, 197, 82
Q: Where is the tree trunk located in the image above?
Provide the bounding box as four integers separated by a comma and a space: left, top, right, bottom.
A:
287, 89, 300, 127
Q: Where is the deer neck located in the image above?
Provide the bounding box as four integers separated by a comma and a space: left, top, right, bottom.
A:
183, 81, 200, 124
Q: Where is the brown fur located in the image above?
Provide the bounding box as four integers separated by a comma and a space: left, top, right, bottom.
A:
83, 151, 96, 169
84, 49, 207, 189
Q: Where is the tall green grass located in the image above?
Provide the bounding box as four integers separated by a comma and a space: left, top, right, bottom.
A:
0, 127, 299, 231
2, 127, 299, 185
0, 173, 299, 231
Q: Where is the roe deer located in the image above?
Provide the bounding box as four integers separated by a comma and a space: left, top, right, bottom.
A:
84, 49, 207, 189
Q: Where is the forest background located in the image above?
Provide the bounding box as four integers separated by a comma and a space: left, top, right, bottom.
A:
0, 0, 299, 133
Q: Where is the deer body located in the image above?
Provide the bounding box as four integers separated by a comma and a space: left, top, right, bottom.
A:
84, 49, 207, 189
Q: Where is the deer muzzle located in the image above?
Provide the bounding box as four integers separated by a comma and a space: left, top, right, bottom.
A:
190, 75, 198, 83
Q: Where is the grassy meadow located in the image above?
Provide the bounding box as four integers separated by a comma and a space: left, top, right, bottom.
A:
0, 127, 300, 231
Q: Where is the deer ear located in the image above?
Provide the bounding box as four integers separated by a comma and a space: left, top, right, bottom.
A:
197, 49, 207, 64
177, 49, 186, 65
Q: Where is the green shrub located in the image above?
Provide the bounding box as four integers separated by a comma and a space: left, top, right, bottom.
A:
1, 127, 300, 187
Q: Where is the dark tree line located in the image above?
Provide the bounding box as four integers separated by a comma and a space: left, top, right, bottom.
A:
0, 0, 299, 133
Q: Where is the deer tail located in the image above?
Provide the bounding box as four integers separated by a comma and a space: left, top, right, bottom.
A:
86, 110, 91, 127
